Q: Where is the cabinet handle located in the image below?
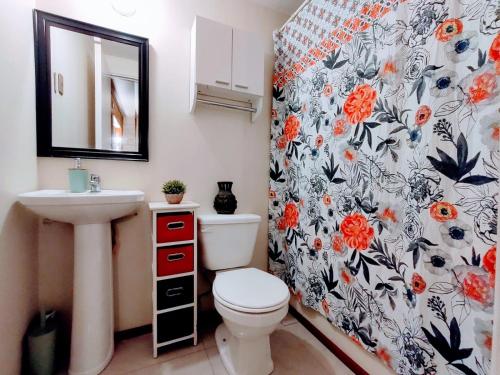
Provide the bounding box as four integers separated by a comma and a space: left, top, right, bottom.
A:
166, 287, 184, 297
215, 80, 230, 86
235, 84, 248, 89
167, 221, 185, 230
167, 253, 185, 262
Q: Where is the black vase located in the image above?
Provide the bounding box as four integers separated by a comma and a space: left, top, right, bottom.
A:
214, 181, 237, 214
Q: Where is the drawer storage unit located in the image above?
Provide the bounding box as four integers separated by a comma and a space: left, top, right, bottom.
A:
149, 201, 200, 357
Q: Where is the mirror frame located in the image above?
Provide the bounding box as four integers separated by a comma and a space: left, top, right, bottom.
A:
33, 10, 149, 161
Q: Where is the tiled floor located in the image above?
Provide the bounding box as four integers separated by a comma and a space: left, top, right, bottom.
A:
101, 313, 354, 375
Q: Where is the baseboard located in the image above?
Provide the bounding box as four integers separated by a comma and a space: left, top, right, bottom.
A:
289, 306, 368, 375
114, 324, 152, 341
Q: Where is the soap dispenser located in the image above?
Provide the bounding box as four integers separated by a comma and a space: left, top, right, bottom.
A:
68, 158, 89, 193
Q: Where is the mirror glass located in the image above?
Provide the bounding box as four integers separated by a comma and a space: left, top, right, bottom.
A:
34, 10, 148, 161
50, 26, 140, 152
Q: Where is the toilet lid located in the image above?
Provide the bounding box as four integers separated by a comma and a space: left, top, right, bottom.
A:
213, 268, 290, 311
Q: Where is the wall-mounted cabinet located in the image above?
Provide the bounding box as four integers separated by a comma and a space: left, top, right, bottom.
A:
193, 18, 233, 90
232, 28, 264, 96
190, 16, 264, 121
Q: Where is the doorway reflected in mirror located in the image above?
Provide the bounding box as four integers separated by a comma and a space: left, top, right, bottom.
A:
110, 77, 138, 152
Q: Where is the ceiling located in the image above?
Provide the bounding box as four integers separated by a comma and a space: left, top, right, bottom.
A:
247, 0, 304, 16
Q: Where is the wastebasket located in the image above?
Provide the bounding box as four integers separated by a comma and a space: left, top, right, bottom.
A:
27, 310, 57, 375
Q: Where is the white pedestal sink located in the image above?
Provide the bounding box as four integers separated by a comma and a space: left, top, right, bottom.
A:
18, 189, 144, 375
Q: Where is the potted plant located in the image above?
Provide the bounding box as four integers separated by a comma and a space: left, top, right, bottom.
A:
162, 180, 186, 204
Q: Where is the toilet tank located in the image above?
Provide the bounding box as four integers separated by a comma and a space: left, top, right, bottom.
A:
198, 214, 261, 270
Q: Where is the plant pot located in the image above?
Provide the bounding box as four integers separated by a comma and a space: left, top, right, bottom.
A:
214, 181, 237, 214
165, 193, 184, 204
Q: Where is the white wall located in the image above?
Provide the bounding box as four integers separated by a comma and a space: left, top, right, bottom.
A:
0, 1, 399, 373
0, 0, 38, 373
34, 0, 288, 338
51, 27, 95, 148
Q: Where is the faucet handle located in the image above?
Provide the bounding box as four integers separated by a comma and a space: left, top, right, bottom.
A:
89, 174, 101, 192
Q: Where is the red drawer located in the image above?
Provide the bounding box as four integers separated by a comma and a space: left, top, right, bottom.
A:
156, 212, 194, 243
157, 245, 194, 276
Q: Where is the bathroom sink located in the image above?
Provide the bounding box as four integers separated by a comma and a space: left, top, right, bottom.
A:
18, 189, 144, 375
18, 189, 144, 224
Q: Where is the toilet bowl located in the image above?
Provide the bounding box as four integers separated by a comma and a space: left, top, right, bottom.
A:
198, 215, 290, 375
213, 268, 289, 375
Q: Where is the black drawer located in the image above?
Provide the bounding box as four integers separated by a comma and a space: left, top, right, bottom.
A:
157, 307, 194, 343
157, 276, 194, 310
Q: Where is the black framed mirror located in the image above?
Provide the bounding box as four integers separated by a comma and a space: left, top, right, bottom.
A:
33, 10, 149, 161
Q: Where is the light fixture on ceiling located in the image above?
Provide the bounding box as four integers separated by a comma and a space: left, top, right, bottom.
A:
110, 0, 137, 17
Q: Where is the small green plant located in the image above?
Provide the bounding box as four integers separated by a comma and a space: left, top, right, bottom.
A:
162, 180, 186, 195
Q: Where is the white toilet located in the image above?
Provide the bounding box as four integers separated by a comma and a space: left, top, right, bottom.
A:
198, 214, 290, 375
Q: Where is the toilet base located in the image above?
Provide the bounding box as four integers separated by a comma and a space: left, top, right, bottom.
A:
215, 323, 274, 375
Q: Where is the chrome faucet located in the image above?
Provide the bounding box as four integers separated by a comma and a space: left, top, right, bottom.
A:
89, 174, 101, 193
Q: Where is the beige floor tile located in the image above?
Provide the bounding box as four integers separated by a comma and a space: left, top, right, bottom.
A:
98, 316, 353, 375
198, 311, 222, 349
202, 322, 352, 375
101, 334, 204, 374
276, 324, 354, 375
201, 333, 217, 350
280, 312, 299, 326
199, 327, 218, 349
270, 328, 333, 375
205, 346, 229, 375
128, 350, 213, 375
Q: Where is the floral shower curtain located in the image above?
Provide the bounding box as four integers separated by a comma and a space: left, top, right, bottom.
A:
268, 0, 499, 374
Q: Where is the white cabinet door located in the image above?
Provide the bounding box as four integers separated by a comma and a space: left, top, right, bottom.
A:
232, 28, 264, 97
195, 16, 232, 89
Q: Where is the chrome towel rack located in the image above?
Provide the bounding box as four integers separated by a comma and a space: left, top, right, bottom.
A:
196, 98, 257, 113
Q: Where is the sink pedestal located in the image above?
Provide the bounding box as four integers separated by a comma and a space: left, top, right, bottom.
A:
70, 223, 114, 375
18, 189, 144, 375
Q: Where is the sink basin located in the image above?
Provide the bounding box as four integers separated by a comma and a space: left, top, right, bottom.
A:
19, 189, 144, 375
19, 189, 144, 224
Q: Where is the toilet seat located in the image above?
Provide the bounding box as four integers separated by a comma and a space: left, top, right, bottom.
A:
213, 268, 290, 314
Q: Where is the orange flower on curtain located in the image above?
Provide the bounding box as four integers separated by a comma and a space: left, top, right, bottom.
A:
340, 213, 374, 250
343, 84, 377, 124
